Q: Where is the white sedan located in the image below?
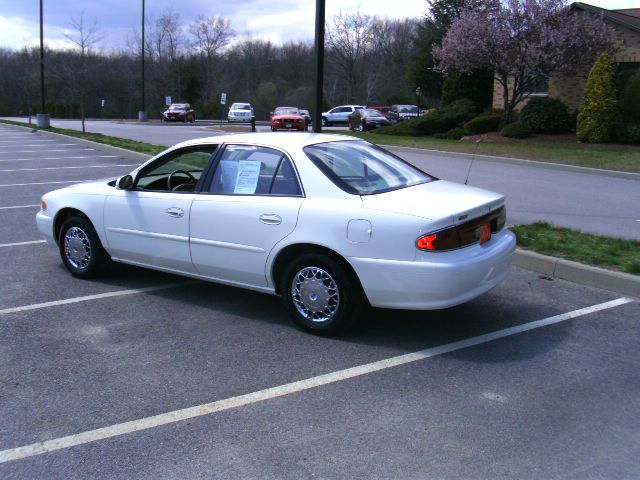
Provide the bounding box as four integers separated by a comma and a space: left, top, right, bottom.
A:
36, 133, 515, 334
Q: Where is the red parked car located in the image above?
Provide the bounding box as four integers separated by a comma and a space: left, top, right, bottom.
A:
270, 107, 306, 131
161, 103, 196, 123
368, 106, 390, 118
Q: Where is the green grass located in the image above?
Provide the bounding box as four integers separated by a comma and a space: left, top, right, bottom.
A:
0, 119, 165, 156
337, 131, 640, 173
512, 222, 640, 275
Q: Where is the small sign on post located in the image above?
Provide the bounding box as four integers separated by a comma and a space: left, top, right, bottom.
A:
165, 96, 172, 106
220, 93, 227, 105
100, 99, 105, 108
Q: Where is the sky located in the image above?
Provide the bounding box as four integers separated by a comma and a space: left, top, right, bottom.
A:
0, 0, 637, 51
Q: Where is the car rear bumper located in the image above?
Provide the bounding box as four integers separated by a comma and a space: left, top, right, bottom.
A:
348, 230, 516, 310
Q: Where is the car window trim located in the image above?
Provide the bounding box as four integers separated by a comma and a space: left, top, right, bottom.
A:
133, 145, 219, 194
199, 143, 305, 198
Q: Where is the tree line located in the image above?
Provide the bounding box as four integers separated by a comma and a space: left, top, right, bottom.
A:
0, 10, 421, 121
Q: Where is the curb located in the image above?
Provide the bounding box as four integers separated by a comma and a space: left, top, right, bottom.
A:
513, 249, 640, 298
380, 144, 640, 181
0, 122, 155, 163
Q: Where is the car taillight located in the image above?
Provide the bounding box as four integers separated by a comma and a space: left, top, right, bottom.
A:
417, 206, 506, 252
416, 226, 460, 251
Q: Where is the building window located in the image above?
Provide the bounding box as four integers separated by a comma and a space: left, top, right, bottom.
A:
526, 76, 549, 96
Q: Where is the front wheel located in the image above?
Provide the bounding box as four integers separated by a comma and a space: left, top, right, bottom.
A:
321, 117, 330, 127
281, 254, 363, 335
58, 216, 109, 279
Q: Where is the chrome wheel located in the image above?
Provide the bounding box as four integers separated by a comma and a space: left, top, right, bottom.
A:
291, 267, 340, 323
64, 226, 92, 270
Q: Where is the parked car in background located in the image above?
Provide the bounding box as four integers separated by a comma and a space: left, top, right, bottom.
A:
161, 103, 195, 123
299, 109, 311, 127
37, 133, 514, 335
368, 106, 390, 118
228, 103, 254, 123
348, 108, 390, 132
388, 104, 420, 123
321, 105, 366, 126
271, 107, 306, 131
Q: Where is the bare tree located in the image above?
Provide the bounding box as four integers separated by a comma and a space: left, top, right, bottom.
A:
189, 15, 233, 101
326, 11, 375, 103
64, 12, 102, 133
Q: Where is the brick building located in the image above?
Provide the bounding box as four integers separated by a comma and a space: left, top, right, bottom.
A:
492, 2, 640, 113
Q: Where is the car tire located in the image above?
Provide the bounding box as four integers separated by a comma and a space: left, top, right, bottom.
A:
321, 117, 330, 127
280, 253, 363, 335
58, 216, 110, 279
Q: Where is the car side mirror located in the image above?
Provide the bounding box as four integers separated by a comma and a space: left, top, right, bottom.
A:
116, 174, 134, 190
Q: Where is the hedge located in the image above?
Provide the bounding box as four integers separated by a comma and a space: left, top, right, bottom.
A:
520, 97, 572, 133
577, 53, 620, 143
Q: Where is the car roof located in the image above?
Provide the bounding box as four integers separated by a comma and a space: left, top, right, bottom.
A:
170, 133, 360, 152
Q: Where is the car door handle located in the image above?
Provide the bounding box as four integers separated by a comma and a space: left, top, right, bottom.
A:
166, 207, 184, 218
259, 214, 282, 225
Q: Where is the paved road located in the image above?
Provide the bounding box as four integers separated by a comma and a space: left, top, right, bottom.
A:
3, 117, 640, 239
0, 123, 639, 479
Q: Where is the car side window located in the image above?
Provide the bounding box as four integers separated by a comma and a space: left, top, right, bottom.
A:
209, 145, 301, 196
136, 147, 217, 192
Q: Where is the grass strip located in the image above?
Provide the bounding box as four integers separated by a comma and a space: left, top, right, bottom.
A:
512, 222, 640, 275
337, 131, 640, 173
0, 119, 165, 156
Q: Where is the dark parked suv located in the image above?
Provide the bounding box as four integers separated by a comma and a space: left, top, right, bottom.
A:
388, 104, 419, 123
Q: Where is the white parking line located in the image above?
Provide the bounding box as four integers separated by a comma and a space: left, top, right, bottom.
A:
0, 155, 119, 163
0, 204, 39, 210
0, 179, 95, 187
0, 164, 136, 172
0, 140, 57, 143
0, 148, 94, 154
0, 281, 195, 315
0, 143, 76, 147
0, 240, 46, 248
0, 296, 632, 464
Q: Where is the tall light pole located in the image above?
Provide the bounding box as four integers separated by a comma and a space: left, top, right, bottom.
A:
138, 0, 147, 121
312, 0, 325, 133
37, 0, 50, 128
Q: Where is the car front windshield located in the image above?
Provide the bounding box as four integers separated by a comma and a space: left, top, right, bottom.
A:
362, 109, 382, 117
303, 140, 434, 195
169, 105, 187, 110
234, 104, 251, 110
398, 106, 418, 113
275, 108, 298, 115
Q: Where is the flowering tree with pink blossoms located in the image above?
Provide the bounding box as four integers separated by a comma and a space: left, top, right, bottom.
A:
433, 0, 615, 126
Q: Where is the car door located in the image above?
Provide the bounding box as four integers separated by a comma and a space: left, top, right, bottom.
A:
104, 146, 217, 273
190, 144, 304, 288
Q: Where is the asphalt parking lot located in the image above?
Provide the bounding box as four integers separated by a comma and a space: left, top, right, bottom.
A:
1, 123, 639, 479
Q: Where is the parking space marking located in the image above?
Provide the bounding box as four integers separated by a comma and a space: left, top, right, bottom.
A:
0, 180, 95, 187
0, 281, 195, 316
0, 148, 94, 154
0, 155, 119, 163
0, 144, 76, 148
0, 240, 46, 248
0, 164, 137, 172
0, 204, 39, 210
0, 296, 632, 464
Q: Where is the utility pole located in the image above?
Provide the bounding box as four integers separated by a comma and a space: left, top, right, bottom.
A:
37, 0, 50, 128
312, 0, 325, 133
138, 0, 147, 121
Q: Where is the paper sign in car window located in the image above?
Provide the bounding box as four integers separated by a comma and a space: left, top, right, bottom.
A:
218, 161, 239, 193
234, 160, 261, 194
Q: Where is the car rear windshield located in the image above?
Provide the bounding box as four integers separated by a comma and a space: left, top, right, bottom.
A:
303, 140, 435, 195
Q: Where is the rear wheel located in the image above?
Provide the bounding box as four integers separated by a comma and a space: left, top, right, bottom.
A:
58, 216, 109, 279
322, 117, 331, 127
280, 254, 363, 335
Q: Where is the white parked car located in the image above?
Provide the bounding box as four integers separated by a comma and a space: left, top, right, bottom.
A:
36, 133, 515, 334
227, 102, 254, 122
321, 105, 366, 126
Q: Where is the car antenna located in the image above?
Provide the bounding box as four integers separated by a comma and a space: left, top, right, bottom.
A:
464, 139, 481, 185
